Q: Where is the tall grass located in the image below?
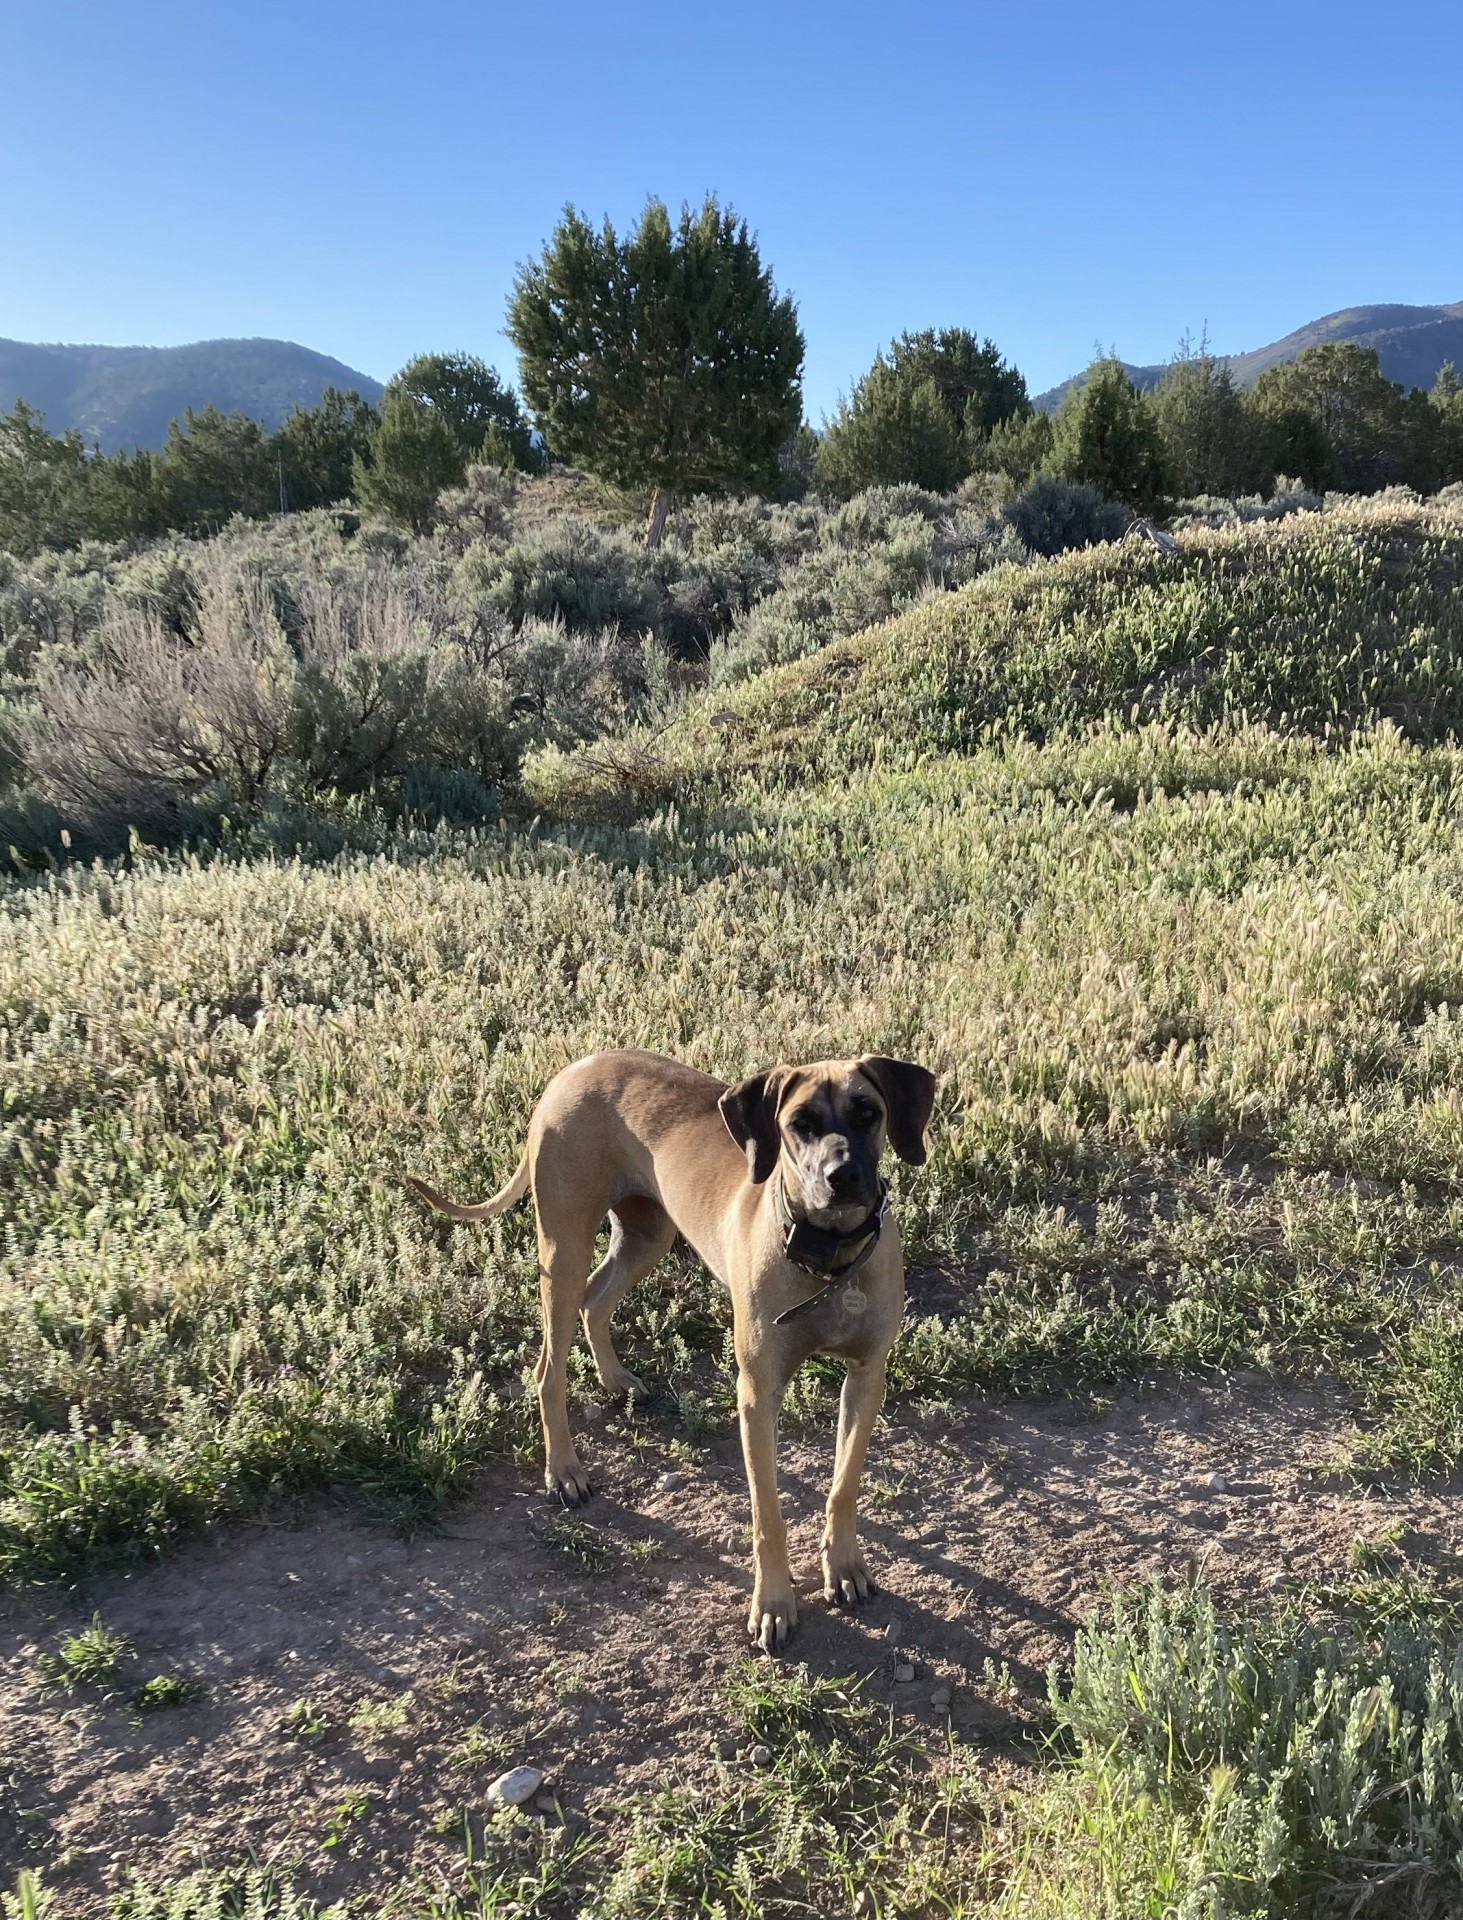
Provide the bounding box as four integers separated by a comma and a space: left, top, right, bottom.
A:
5, 504, 1463, 1575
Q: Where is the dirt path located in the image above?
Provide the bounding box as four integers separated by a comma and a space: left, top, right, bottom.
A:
3, 1379, 1458, 1914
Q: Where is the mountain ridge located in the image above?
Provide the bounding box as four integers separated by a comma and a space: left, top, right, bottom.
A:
1032, 300, 1463, 412
0, 336, 385, 452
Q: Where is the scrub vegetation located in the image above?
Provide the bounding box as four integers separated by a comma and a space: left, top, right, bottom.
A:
5, 486, 1463, 1916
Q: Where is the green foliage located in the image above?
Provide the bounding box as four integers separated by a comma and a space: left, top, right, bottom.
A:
353, 382, 465, 533
1431, 361, 1463, 485
1151, 349, 1265, 497
133, 1672, 200, 1711
1049, 358, 1171, 515
154, 407, 278, 532
0, 403, 97, 555
888, 326, 1029, 440
273, 387, 378, 512
1053, 1580, 1463, 1915
1250, 343, 1423, 493
36, 1612, 131, 1693
390, 354, 540, 475
507, 196, 804, 534
112, 1867, 345, 1919
981, 407, 1054, 487
1004, 472, 1127, 557
817, 360, 964, 498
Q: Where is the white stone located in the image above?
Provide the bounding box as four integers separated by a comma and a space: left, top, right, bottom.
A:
488, 1766, 544, 1807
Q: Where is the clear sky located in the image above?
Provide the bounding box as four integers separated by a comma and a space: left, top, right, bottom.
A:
4, 0, 1461, 419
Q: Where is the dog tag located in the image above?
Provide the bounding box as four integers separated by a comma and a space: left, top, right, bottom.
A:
841, 1283, 867, 1315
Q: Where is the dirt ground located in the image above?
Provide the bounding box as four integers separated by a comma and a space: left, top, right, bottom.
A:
3, 1378, 1459, 1915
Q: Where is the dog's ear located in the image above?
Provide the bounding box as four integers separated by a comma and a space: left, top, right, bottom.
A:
857, 1057, 937, 1165
719, 1069, 790, 1184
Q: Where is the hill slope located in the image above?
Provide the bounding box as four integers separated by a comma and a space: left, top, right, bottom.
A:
1033, 299, 1463, 410
0, 336, 385, 450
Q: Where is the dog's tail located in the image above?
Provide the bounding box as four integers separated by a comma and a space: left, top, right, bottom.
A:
404, 1152, 530, 1222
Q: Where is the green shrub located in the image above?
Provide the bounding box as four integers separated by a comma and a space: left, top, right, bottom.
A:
1005, 473, 1128, 556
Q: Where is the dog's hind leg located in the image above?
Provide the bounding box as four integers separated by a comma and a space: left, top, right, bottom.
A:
821, 1357, 887, 1607
582, 1196, 677, 1403
533, 1208, 600, 1506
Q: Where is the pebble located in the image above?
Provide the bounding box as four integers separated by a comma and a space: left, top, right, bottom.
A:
487, 1766, 544, 1807
1204, 1472, 1229, 1494
931, 1685, 952, 1710
893, 1662, 915, 1684
535, 1793, 558, 1814
750, 1744, 772, 1768
582, 1404, 604, 1423
715, 1734, 740, 1760
655, 1470, 685, 1492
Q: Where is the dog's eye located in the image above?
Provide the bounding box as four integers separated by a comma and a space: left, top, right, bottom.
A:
851, 1103, 880, 1129
787, 1111, 819, 1139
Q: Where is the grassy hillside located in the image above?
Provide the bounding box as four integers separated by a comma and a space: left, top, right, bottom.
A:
0, 336, 384, 450
5, 499, 1463, 1579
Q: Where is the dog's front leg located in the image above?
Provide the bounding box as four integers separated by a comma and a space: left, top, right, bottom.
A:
737, 1357, 797, 1653
822, 1356, 887, 1607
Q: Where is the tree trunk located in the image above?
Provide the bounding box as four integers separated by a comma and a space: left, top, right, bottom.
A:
643, 486, 672, 551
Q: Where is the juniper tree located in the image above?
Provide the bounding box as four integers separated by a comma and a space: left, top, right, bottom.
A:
817, 360, 963, 498
507, 197, 804, 547
1049, 359, 1171, 516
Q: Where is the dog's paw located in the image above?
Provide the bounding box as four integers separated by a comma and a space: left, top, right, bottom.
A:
598, 1365, 649, 1404
822, 1544, 875, 1608
546, 1460, 594, 1506
747, 1583, 798, 1655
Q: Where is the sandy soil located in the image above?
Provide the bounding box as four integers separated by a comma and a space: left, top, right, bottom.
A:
3, 1378, 1459, 1914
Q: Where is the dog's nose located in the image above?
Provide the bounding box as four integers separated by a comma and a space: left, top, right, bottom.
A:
827, 1160, 860, 1197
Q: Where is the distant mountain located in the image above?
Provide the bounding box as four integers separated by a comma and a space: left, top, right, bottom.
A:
1033, 301, 1463, 412
0, 337, 385, 452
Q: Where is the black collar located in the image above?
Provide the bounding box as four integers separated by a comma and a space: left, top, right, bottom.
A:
772, 1176, 889, 1324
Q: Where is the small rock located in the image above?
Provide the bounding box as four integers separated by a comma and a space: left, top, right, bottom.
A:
535, 1793, 558, 1814
893, 1662, 915, 1684
1204, 1472, 1229, 1494
582, 1403, 604, 1424
750, 1743, 772, 1768
854, 1891, 876, 1918
931, 1685, 952, 1710
487, 1766, 544, 1807
715, 1734, 740, 1760
655, 1470, 685, 1492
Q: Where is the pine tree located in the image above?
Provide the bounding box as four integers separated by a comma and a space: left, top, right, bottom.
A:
1049, 360, 1170, 515
508, 197, 804, 547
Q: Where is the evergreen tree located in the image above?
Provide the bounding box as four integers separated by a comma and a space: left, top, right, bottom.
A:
390, 354, 539, 473
1151, 350, 1264, 497
156, 406, 277, 534
0, 401, 92, 555
353, 383, 465, 533
980, 410, 1054, 487
1048, 359, 1170, 515
272, 387, 379, 510
508, 196, 804, 546
1432, 363, 1463, 487
887, 328, 1029, 441
1250, 344, 1415, 493
817, 360, 963, 498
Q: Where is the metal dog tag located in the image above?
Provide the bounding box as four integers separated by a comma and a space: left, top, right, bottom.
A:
841, 1283, 867, 1315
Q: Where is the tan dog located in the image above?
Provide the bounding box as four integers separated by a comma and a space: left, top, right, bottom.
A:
407, 1048, 936, 1651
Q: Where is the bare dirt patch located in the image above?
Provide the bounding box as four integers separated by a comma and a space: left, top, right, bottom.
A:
3, 1378, 1458, 1914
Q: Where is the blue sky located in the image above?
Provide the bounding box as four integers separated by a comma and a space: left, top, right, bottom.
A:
4, 0, 1460, 419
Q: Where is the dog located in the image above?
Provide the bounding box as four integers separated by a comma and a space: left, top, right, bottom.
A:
407, 1048, 936, 1651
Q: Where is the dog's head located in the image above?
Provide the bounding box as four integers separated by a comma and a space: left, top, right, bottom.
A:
718, 1055, 937, 1228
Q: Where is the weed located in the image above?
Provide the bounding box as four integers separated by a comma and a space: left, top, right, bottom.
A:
34, 1614, 130, 1696
133, 1673, 200, 1712
279, 1699, 332, 1743
348, 1691, 411, 1737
